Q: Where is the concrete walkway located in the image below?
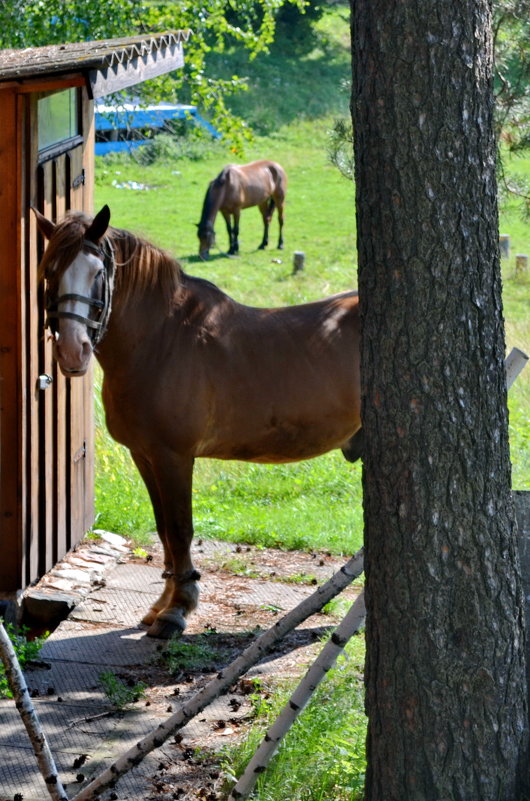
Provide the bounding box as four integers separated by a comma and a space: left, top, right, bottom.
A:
1, 534, 172, 800
0, 534, 348, 801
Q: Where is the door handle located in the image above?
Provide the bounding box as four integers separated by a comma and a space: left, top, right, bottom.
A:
36, 373, 53, 391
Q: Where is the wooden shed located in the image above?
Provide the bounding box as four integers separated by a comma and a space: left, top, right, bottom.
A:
0, 32, 190, 601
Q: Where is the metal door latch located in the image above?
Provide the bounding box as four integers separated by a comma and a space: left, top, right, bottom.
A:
36, 374, 53, 391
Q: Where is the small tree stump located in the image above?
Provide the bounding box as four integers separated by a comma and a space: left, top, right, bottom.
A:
499, 233, 510, 259
293, 251, 305, 273
515, 254, 528, 275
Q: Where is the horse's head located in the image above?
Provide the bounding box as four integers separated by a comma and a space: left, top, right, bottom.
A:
33, 205, 113, 377
197, 221, 215, 260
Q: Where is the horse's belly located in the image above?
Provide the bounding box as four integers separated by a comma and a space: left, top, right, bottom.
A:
196, 415, 360, 463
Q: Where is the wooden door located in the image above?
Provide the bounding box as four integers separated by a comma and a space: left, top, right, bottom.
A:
0, 83, 94, 595
34, 145, 94, 579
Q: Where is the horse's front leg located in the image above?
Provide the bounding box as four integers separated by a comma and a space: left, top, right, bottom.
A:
227, 210, 240, 255
222, 211, 237, 256
145, 451, 199, 639
130, 451, 175, 627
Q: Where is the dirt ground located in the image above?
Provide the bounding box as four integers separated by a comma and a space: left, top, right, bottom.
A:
116, 539, 363, 800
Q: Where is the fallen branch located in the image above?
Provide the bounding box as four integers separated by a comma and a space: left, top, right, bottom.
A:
0, 621, 69, 801
227, 590, 366, 800
71, 548, 364, 801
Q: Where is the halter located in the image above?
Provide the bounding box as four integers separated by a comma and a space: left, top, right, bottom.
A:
45, 237, 115, 347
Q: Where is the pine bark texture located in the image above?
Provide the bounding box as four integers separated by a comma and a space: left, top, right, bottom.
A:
351, 1, 529, 799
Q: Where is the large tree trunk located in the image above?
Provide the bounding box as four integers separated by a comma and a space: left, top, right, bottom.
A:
351, 1, 529, 798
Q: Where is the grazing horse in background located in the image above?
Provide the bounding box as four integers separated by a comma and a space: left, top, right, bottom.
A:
197, 159, 287, 259
34, 205, 362, 640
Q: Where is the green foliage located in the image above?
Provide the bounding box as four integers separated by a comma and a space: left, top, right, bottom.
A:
0, 625, 48, 699
494, 0, 530, 212
221, 636, 366, 800
494, 0, 530, 150
99, 670, 146, 709
0, 0, 137, 48
0, 0, 306, 154
155, 632, 231, 674
206, 3, 351, 135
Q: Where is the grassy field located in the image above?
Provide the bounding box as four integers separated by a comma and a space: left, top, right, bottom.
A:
93, 116, 530, 549
94, 117, 368, 551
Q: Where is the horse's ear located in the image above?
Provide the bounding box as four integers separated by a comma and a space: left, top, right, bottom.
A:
31, 207, 56, 240
86, 205, 111, 243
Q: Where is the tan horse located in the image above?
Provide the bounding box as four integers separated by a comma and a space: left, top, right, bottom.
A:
34, 205, 362, 639
197, 159, 287, 259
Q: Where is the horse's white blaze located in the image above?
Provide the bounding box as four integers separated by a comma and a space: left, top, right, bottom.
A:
54, 250, 103, 375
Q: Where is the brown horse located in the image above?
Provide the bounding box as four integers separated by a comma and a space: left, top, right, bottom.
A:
197, 159, 287, 259
34, 205, 362, 639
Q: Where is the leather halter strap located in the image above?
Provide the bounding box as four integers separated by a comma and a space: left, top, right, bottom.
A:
45, 237, 115, 346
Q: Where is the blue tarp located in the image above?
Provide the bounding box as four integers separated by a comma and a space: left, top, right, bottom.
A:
95, 101, 220, 154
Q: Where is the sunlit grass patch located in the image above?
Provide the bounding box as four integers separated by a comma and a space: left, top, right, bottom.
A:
220, 634, 366, 801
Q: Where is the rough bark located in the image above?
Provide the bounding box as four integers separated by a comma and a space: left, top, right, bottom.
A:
351, 1, 529, 799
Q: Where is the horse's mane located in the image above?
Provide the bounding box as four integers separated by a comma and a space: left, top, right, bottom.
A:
198, 168, 228, 232
39, 211, 182, 309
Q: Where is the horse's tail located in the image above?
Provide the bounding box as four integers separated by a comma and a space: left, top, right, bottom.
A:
266, 162, 287, 194
267, 197, 276, 216
341, 429, 363, 463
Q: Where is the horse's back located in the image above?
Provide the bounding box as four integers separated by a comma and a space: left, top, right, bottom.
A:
220, 160, 286, 208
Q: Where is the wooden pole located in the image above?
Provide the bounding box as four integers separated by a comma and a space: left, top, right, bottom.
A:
499, 234, 510, 259
0, 621, 69, 801
293, 251, 305, 273
227, 591, 366, 801
515, 254, 528, 275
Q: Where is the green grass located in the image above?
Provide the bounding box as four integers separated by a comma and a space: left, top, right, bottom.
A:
220, 635, 366, 801
93, 126, 529, 546
0, 625, 47, 699
93, 115, 364, 553
99, 670, 146, 710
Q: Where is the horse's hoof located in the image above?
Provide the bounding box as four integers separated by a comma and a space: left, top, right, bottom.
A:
146, 610, 187, 639
141, 609, 158, 626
